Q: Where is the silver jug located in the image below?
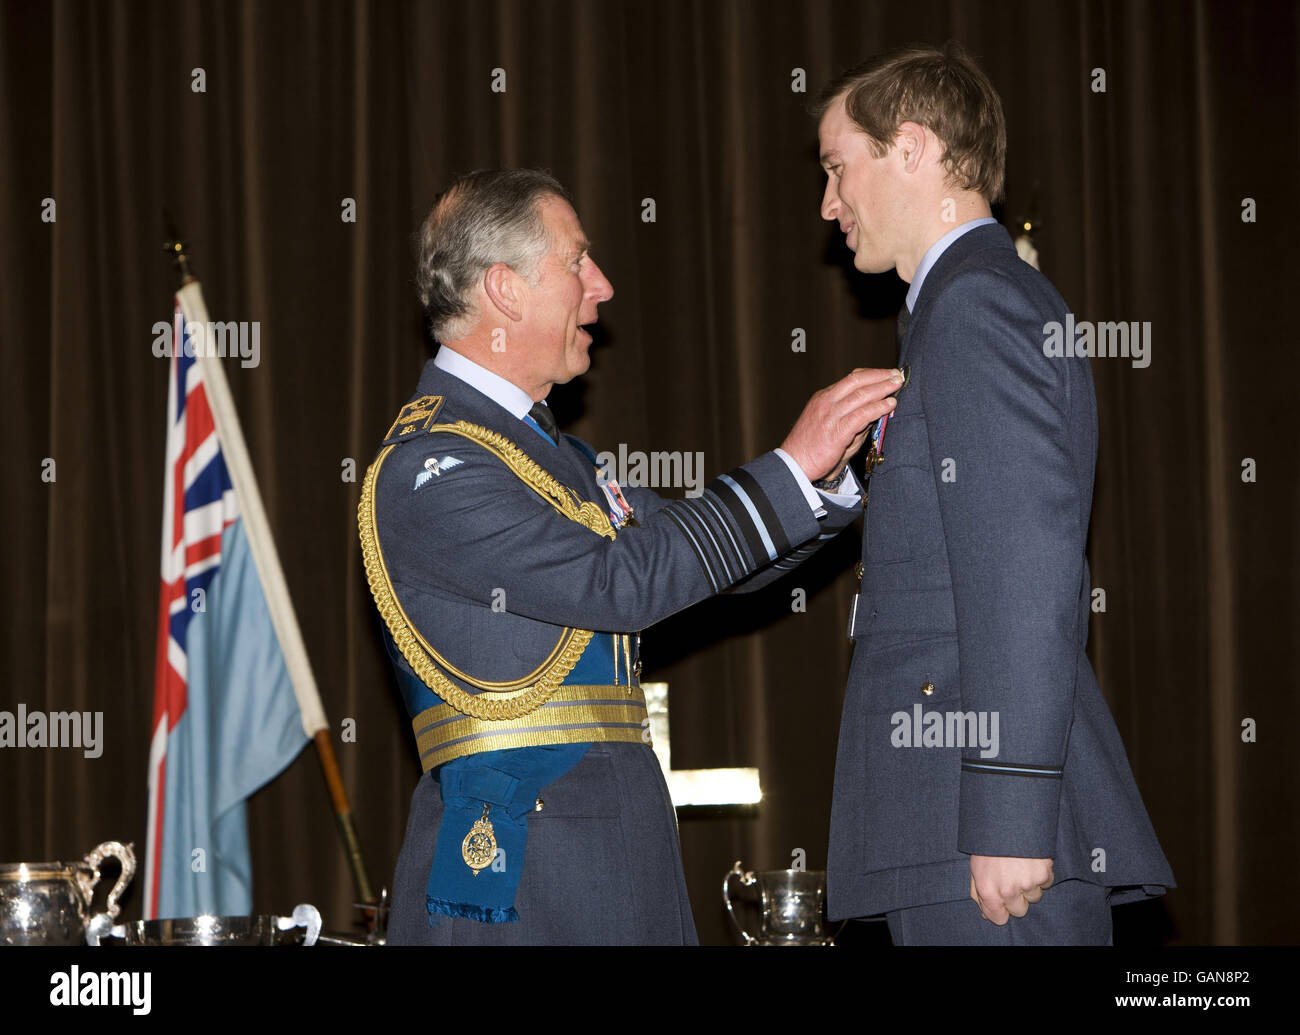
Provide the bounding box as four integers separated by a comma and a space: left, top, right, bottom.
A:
722, 859, 839, 946
0, 841, 136, 945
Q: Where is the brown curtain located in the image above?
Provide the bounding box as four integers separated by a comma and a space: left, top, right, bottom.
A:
2, 0, 1295, 946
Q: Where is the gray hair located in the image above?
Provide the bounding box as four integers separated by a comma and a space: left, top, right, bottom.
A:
415, 168, 572, 342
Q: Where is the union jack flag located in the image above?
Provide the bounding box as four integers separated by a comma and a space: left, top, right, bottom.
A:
145, 286, 312, 919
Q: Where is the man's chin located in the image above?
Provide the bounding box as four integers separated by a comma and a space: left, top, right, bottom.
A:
853, 252, 896, 276
551, 359, 590, 387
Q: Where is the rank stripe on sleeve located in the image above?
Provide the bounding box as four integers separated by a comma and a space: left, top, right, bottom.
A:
715, 469, 791, 562
666, 498, 738, 583
712, 477, 775, 565
660, 506, 721, 593
695, 491, 749, 573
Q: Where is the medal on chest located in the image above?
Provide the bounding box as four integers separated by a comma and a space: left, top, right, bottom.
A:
864, 364, 910, 475
594, 465, 636, 530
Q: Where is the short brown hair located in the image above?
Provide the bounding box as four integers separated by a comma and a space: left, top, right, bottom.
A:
815, 42, 1006, 204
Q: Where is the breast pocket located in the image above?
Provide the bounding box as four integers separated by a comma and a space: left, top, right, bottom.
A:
862, 403, 932, 565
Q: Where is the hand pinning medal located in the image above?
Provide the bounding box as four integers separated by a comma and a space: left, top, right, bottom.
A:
864, 365, 910, 475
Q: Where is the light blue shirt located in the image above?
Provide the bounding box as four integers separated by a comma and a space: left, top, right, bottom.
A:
434, 345, 535, 419
905, 216, 998, 313
433, 345, 859, 517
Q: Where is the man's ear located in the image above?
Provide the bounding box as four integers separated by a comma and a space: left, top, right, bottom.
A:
483, 262, 525, 322
894, 121, 929, 173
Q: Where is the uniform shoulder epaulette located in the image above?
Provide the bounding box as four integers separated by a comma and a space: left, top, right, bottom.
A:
383, 394, 446, 445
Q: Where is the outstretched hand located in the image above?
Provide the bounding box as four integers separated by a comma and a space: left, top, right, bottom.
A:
780, 367, 903, 483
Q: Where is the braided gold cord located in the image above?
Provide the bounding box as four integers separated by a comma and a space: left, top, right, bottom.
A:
430, 421, 616, 540
358, 422, 616, 721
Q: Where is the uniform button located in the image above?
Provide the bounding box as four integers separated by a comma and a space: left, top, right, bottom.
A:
534, 797, 544, 812
920, 682, 935, 697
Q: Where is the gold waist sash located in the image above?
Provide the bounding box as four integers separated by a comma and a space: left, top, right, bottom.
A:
411, 683, 649, 771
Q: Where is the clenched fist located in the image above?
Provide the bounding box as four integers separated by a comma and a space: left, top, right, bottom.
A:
970, 855, 1055, 925
780, 367, 903, 483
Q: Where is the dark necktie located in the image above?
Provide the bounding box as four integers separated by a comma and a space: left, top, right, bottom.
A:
896, 303, 912, 351
528, 402, 559, 444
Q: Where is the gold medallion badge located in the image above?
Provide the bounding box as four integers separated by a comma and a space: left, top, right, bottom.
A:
461, 803, 497, 876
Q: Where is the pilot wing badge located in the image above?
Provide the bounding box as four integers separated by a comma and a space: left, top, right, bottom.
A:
413, 455, 464, 491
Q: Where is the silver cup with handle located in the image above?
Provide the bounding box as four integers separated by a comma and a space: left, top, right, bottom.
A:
722, 859, 840, 946
0, 840, 135, 946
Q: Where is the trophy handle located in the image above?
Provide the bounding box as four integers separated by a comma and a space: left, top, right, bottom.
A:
276, 903, 322, 946
722, 860, 759, 945
81, 841, 136, 921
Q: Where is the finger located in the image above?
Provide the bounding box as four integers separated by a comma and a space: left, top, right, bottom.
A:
973, 881, 1009, 925
837, 421, 875, 457
838, 374, 904, 408
833, 366, 902, 390
1006, 892, 1030, 919
826, 367, 902, 401
836, 396, 897, 438
844, 427, 872, 457
971, 875, 994, 923
1024, 885, 1045, 905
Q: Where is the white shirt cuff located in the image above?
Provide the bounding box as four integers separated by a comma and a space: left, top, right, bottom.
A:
773, 448, 829, 517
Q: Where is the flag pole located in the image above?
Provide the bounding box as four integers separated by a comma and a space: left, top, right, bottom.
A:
164, 230, 374, 904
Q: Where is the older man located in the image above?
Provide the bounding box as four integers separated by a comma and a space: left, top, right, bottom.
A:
359, 168, 900, 944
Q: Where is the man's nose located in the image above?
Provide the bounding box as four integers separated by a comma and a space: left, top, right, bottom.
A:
586, 259, 614, 303
820, 179, 839, 222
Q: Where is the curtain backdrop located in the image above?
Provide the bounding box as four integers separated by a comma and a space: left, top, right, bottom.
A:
2, 0, 1295, 945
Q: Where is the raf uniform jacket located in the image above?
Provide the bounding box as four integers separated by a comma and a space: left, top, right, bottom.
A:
827, 223, 1175, 921
369, 355, 860, 944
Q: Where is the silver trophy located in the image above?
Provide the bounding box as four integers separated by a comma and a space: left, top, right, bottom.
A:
86, 903, 321, 946
0, 841, 136, 946
722, 859, 841, 946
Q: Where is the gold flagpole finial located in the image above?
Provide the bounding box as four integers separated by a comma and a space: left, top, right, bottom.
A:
162, 210, 195, 286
